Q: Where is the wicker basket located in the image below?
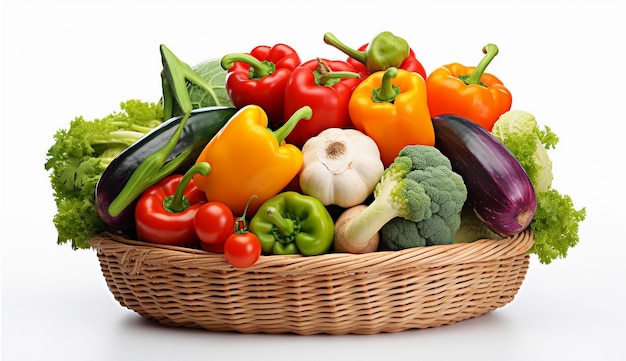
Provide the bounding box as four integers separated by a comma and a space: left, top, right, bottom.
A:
89, 231, 533, 335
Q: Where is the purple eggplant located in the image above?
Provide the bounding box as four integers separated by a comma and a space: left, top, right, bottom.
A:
432, 114, 536, 237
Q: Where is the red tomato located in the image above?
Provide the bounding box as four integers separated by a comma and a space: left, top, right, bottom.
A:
193, 202, 235, 253
223, 231, 262, 268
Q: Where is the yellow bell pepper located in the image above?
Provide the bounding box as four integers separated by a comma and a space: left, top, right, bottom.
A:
348, 67, 434, 167
193, 105, 311, 216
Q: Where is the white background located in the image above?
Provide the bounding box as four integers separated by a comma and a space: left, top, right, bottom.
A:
2, 0, 625, 360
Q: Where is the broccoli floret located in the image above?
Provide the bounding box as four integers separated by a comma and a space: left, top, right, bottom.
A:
380, 218, 426, 248
335, 145, 467, 251
378, 145, 467, 250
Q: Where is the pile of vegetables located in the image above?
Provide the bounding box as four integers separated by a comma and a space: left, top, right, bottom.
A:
45, 31, 585, 268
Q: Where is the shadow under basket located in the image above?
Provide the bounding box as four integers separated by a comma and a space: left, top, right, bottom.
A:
89, 231, 533, 335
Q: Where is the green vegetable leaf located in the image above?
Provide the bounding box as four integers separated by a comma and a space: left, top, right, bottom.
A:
188, 58, 233, 108
45, 100, 163, 249
537, 125, 559, 149
166, 58, 234, 117
69, 158, 102, 189
530, 189, 586, 264
53, 197, 108, 250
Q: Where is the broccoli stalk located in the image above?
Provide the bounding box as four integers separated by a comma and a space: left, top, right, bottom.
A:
334, 156, 432, 251
334, 145, 468, 253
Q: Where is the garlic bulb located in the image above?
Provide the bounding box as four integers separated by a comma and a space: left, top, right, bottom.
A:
299, 128, 384, 208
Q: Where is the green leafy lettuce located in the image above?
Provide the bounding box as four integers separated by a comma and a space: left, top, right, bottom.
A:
45, 100, 163, 249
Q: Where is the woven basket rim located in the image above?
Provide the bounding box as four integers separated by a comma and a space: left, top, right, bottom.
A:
90, 231, 534, 275
89, 231, 533, 334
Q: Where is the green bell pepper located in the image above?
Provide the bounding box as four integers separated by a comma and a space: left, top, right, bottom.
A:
249, 191, 334, 256
323, 31, 410, 73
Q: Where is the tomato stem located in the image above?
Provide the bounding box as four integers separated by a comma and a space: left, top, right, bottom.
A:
234, 194, 258, 233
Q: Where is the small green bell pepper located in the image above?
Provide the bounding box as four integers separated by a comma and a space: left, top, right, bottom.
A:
249, 191, 334, 256
323, 31, 410, 73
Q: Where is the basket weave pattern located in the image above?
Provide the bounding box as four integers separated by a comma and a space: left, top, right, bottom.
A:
90, 231, 533, 335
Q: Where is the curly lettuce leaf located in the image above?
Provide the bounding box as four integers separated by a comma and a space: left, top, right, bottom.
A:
45, 100, 162, 249
530, 189, 587, 264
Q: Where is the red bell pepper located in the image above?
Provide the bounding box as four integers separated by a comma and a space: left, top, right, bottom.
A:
284, 58, 362, 148
221, 43, 301, 128
135, 162, 210, 247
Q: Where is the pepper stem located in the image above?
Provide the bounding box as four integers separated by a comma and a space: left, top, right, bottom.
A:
463, 43, 499, 86
323, 32, 367, 65
265, 206, 295, 236
166, 162, 210, 212
220, 53, 274, 79
272, 106, 312, 145
373, 67, 400, 103
316, 58, 360, 86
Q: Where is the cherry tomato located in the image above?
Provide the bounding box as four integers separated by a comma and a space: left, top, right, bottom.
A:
224, 229, 262, 268
193, 201, 235, 253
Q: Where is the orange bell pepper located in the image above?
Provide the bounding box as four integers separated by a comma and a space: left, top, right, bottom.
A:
426, 43, 512, 131
348, 67, 434, 167
193, 105, 311, 216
